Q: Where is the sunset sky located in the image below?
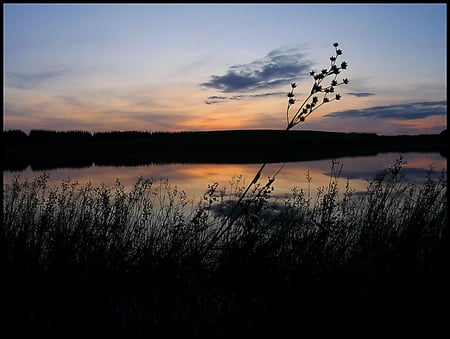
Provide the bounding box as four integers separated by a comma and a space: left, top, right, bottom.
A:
3, 3, 447, 135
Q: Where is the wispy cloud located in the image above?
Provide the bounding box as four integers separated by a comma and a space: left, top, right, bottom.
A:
325, 101, 447, 120
201, 47, 313, 93
347, 92, 376, 97
204, 92, 285, 105
5, 70, 68, 89
116, 111, 191, 131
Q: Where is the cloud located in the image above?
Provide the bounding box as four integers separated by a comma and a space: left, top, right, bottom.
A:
347, 92, 376, 97
325, 101, 447, 120
201, 47, 313, 93
59, 95, 89, 108
5, 70, 68, 89
204, 92, 285, 105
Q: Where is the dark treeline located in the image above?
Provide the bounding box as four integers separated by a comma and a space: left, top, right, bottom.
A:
2, 128, 447, 171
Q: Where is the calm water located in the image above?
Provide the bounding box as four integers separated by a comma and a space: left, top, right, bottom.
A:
3, 152, 446, 202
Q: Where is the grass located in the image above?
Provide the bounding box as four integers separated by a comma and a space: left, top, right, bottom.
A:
2, 158, 447, 335
2, 41, 447, 336
202, 42, 351, 254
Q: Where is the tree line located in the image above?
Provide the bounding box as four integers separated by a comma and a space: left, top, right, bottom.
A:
2, 129, 447, 171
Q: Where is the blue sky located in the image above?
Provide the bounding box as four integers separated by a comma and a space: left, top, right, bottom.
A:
3, 3, 447, 134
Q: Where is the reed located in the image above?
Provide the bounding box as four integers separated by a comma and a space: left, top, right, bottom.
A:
2, 41, 446, 336
2, 159, 447, 335
202, 42, 350, 257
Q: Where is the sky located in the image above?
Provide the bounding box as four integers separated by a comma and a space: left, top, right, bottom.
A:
3, 3, 447, 135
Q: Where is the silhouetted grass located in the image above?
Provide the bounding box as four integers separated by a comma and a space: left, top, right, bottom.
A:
2, 159, 447, 336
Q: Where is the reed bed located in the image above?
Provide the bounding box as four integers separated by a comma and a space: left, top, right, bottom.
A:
2, 158, 447, 336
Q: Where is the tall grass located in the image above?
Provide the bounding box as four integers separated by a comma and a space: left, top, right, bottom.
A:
2, 41, 446, 336
2, 158, 447, 335
206, 42, 350, 253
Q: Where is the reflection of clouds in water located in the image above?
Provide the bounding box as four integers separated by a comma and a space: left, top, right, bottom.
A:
313, 152, 446, 178
3, 153, 446, 200
341, 167, 445, 184
277, 152, 446, 196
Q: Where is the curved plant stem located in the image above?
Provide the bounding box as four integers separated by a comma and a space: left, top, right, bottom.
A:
200, 42, 349, 260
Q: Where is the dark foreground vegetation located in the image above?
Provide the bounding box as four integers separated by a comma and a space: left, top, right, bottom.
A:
2, 128, 447, 171
2, 159, 447, 336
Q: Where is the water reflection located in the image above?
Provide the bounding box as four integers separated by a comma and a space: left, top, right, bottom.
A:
3, 152, 446, 201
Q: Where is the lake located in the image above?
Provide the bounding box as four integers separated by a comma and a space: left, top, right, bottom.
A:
3, 152, 446, 203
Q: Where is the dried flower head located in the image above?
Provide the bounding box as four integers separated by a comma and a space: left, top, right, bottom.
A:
286, 41, 349, 129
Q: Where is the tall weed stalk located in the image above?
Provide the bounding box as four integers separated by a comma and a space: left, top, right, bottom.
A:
202, 42, 349, 257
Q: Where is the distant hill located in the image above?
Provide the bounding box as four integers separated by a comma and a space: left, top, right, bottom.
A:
2, 129, 447, 171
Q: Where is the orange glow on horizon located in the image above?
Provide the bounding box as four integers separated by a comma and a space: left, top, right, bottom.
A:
389, 115, 447, 133
4, 83, 446, 134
